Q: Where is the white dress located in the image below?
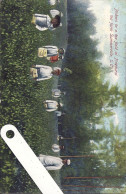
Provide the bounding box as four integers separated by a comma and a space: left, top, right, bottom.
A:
38, 155, 63, 170
52, 89, 61, 97
45, 100, 58, 112
48, 0, 56, 5
35, 65, 53, 81
39, 46, 58, 57
35, 10, 60, 31
52, 144, 60, 152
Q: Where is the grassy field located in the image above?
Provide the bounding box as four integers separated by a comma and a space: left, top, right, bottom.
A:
0, 0, 67, 193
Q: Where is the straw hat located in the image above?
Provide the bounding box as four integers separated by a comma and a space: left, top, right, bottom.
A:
52, 144, 60, 152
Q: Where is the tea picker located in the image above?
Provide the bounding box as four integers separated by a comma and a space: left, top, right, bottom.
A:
31, 9, 63, 31
38, 154, 71, 170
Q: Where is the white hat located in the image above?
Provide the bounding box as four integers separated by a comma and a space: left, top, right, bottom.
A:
52, 144, 60, 152
67, 159, 71, 165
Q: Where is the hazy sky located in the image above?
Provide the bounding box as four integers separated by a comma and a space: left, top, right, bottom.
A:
88, 0, 126, 87
87, 0, 126, 132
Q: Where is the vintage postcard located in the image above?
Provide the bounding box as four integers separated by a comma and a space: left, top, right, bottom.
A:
0, 0, 126, 193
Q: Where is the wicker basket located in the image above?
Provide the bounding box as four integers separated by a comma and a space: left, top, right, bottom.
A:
38, 48, 47, 57
30, 68, 38, 78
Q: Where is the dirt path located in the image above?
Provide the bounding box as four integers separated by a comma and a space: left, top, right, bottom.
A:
50, 0, 68, 186
51, 0, 68, 143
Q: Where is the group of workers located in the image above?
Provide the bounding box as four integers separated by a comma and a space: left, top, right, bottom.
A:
31, 7, 71, 171
40, 88, 70, 170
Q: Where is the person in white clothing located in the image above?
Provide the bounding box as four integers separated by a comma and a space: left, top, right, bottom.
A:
31, 10, 62, 31
52, 89, 66, 98
38, 154, 71, 170
48, 0, 60, 5
38, 46, 65, 58
43, 100, 63, 112
52, 144, 64, 153
30, 65, 61, 81
52, 89, 61, 98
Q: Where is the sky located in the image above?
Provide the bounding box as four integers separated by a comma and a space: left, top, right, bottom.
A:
87, 0, 126, 134
88, 0, 126, 87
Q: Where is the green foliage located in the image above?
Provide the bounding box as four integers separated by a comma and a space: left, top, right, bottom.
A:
59, 0, 126, 191
0, 0, 60, 193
